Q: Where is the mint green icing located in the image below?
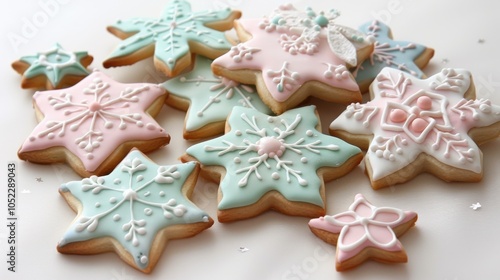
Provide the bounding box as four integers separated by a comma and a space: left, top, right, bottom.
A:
19, 43, 90, 88
105, 0, 234, 72
186, 106, 361, 210
162, 55, 272, 134
58, 150, 210, 270
354, 20, 427, 85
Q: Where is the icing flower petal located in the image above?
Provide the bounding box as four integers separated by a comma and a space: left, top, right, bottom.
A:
366, 224, 398, 246
372, 207, 404, 224
338, 224, 367, 250
308, 194, 418, 270
325, 211, 357, 226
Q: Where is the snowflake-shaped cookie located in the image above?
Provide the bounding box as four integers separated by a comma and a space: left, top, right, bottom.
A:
330, 67, 500, 189
162, 55, 272, 139
11, 43, 93, 90
183, 106, 362, 222
18, 70, 169, 177
103, 0, 241, 77
352, 20, 434, 92
212, 4, 372, 114
309, 194, 417, 271
57, 149, 213, 273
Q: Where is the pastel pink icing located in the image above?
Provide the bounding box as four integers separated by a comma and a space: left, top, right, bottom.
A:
19, 70, 168, 172
212, 19, 359, 103
309, 194, 417, 263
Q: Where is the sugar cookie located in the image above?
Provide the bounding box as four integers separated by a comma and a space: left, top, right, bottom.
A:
309, 194, 417, 271
103, 0, 241, 77
330, 68, 500, 189
181, 106, 363, 222
18, 70, 169, 177
11, 43, 93, 90
57, 149, 213, 273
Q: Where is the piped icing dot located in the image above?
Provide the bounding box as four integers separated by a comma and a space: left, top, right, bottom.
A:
256, 136, 285, 157
410, 118, 428, 133
417, 96, 433, 110
140, 255, 148, 264
390, 109, 407, 123
88, 102, 102, 112
314, 14, 329, 27
123, 189, 138, 200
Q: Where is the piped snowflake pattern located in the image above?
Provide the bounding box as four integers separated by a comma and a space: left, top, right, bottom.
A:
58, 150, 211, 272
258, 5, 372, 65
18, 70, 168, 174
213, 16, 361, 110
186, 106, 361, 210
104, 0, 238, 75
352, 20, 431, 87
13, 43, 92, 89
330, 68, 500, 184
162, 55, 271, 136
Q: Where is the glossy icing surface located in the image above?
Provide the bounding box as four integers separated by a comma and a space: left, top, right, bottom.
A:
162, 55, 272, 133
330, 68, 500, 181
19, 70, 168, 173
58, 150, 211, 270
186, 106, 361, 210
105, 0, 235, 73
213, 4, 364, 103
309, 193, 417, 263
353, 20, 428, 86
16, 43, 91, 88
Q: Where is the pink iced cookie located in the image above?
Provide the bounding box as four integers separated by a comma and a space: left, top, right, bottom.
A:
309, 193, 417, 271
330, 67, 500, 189
18, 70, 170, 177
212, 4, 373, 114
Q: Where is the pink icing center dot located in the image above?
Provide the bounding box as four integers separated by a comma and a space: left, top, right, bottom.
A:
389, 109, 407, 123
417, 96, 432, 110
257, 136, 285, 157
410, 118, 428, 133
89, 102, 102, 112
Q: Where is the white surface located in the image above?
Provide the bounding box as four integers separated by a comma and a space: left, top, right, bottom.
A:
0, 0, 499, 279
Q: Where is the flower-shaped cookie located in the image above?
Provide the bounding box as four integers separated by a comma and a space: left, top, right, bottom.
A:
11, 43, 93, 90
352, 20, 434, 93
212, 4, 373, 114
182, 106, 362, 222
162, 55, 272, 139
57, 149, 213, 273
309, 194, 418, 271
330, 67, 500, 189
103, 0, 241, 77
18, 70, 170, 177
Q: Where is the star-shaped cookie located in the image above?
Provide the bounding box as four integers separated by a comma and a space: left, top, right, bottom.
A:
212, 4, 374, 114
162, 55, 272, 139
181, 106, 362, 222
352, 20, 434, 93
18, 70, 170, 177
57, 149, 213, 273
309, 194, 417, 271
103, 0, 241, 77
330, 67, 500, 189
11, 43, 93, 90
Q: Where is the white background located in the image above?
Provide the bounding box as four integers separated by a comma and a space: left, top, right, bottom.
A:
1, 0, 499, 279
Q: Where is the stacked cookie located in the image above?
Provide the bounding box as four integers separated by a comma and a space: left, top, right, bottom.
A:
11, 0, 500, 274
